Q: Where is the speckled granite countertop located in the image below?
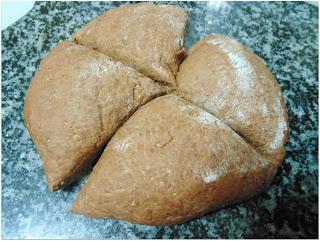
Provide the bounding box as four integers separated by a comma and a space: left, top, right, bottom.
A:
1, 1, 318, 239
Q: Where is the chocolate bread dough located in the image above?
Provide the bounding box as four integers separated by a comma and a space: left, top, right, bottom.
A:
24, 41, 166, 191
24, 3, 289, 226
72, 3, 188, 86
70, 95, 277, 225
177, 35, 289, 163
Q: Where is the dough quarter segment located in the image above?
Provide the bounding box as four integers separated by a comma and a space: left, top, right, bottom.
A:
177, 35, 289, 163
70, 95, 278, 226
72, 2, 188, 86
24, 41, 167, 191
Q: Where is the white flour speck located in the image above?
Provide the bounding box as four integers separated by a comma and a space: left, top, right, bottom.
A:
261, 103, 270, 117
96, 59, 118, 78
206, 93, 227, 112
234, 110, 246, 122
198, 111, 217, 125
175, 37, 183, 49
114, 137, 132, 152
79, 57, 118, 79
179, 103, 194, 112
203, 170, 220, 183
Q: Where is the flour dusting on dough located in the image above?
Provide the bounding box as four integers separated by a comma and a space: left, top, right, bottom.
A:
269, 98, 287, 150
207, 38, 254, 91
202, 161, 230, 184
96, 59, 119, 78
79, 57, 119, 79
203, 155, 270, 184
203, 170, 220, 183
175, 37, 183, 49
114, 137, 132, 152
198, 111, 217, 125
227, 51, 254, 91
261, 103, 270, 117
269, 117, 287, 150
179, 104, 194, 112
204, 37, 287, 154
79, 53, 142, 82
206, 93, 227, 112
234, 110, 246, 122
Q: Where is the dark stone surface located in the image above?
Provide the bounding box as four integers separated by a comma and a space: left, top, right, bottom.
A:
1, 1, 318, 239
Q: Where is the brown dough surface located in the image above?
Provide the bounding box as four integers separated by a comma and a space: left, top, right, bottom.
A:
72, 3, 188, 86
70, 95, 277, 226
24, 2, 289, 226
177, 35, 289, 163
24, 41, 166, 191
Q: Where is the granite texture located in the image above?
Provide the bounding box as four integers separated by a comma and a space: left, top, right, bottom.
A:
1, 1, 318, 239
